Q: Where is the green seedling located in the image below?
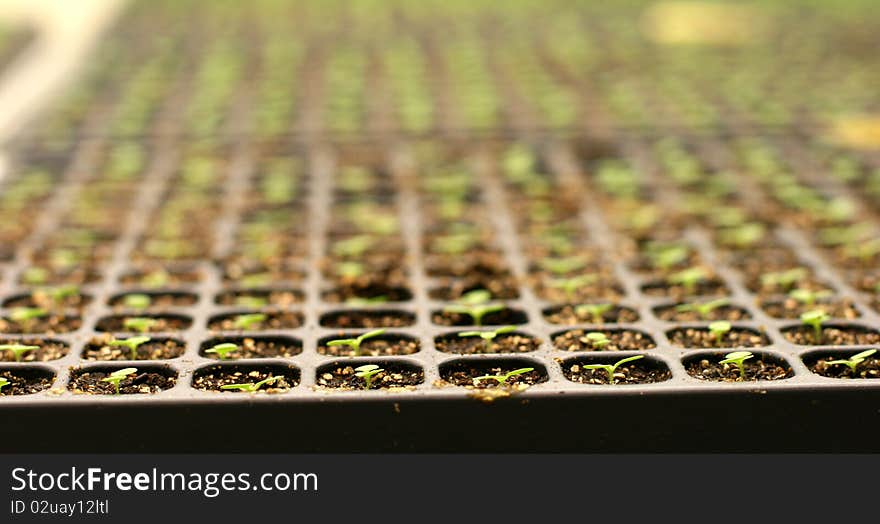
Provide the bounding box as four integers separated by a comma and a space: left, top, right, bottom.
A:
232, 313, 267, 330
432, 233, 478, 255
221, 375, 284, 392
9, 308, 48, 330
583, 331, 611, 350
345, 295, 389, 306
123, 294, 152, 310
335, 261, 365, 278
108, 336, 151, 360
760, 268, 808, 290
788, 288, 832, 307
825, 349, 878, 374
574, 303, 613, 324
205, 343, 238, 360
719, 351, 754, 381
235, 296, 268, 308
35, 285, 79, 307
142, 269, 170, 288
458, 326, 517, 351
472, 367, 534, 387
668, 267, 708, 294
241, 273, 272, 287
580, 355, 645, 385
539, 256, 588, 276
354, 364, 384, 390
708, 321, 732, 346
332, 235, 373, 258
548, 274, 599, 301
801, 309, 830, 344
443, 290, 504, 326
718, 223, 765, 248
326, 329, 386, 356
646, 244, 689, 270
675, 298, 730, 320
123, 317, 158, 333
0, 344, 39, 362
101, 367, 137, 395
844, 238, 880, 264
21, 267, 49, 285
0, 377, 8, 392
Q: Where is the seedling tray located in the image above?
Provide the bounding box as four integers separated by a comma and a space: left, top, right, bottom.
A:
3, 1, 880, 452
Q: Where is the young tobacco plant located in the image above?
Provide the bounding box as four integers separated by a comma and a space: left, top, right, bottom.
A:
123, 317, 158, 333
9, 308, 48, 330
354, 364, 383, 390
583, 331, 611, 350
574, 303, 613, 324
205, 343, 238, 360
472, 367, 534, 387
36, 285, 79, 307
0, 377, 8, 392
108, 336, 151, 360
675, 298, 729, 320
788, 288, 832, 307
0, 344, 39, 362
708, 321, 732, 346
326, 329, 386, 356
825, 349, 877, 374
232, 313, 267, 330
101, 367, 137, 395
580, 355, 644, 385
667, 267, 708, 294
719, 351, 754, 380
458, 326, 517, 351
801, 309, 830, 344
548, 274, 598, 301
123, 294, 152, 310
221, 375, 284, 392
760, 268, 808, 290
539, 256, 588, 275
443, 290, 504, 326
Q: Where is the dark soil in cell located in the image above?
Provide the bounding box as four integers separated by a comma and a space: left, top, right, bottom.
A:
208, 311, 304, 331
322, 284, 412, 303
653, 303, 751, 322
0, 338, 68, 362
761, 298, 859, 319
543, 304, 640, 325
782, 325, 880, 346
744, 274, 830, 296
641, 278, 729, 299
434, 332, 540, 354
552, 329, 657, 351
424, 252, 510, 278
82, 335, 186, 361
95, 314, 192, 333
667, 327, 770, 348
685, 354, 793, 381
200, 336, 302, 359
428, 278, 520, 300
221, 262, 305, 285
316, 362, 424, 390
808, 354, 880, 379
108, 291, 198, 310
845, 270, 878, 293
0, 368, 54, 395
0, 315, 81, 334
431, 307, 528, 326
193, 365, 300, 392
723, 248, 799, 274
18, 266, 102, 286
68, 368, 176, 395
532, 278, 624, 303
561, 358, 672, 385
319, 309, 415, 328
3, 291, 92, 310
214, 289, 303, 307
119, 266, 202, 287
317, 334, 419, 357
436, 361, 547, 388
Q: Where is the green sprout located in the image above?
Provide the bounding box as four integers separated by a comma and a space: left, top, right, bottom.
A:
220, 375, 284, 392
232, 313, 267, 330
675, 298, 730, 320
123, 294, 152, 310
354, 364, 384, 390
332, 235, 374, 258
0, 377, 8, 392
235, 295, 269, 308
36, 285, 79, 307
345, 295, 389, 306
801, 309, 830, 344
760, 268, 808, 290
539, 256, 588, 276
458, 326, 517, 352
443, 290, 504, 326
142, 269, 170, 288
101, 367, 137, 395
708, 321, 732, 346
825, 349, 878, 374
108, 336, 151, 360
646, 244, 689, 270
9, 307, 48, 326
788, 288, 832, 307
574, 303, 613, 324
472, 367, 534, 387
719, 351, 754, 380
205, 343, 238, 360
718, 223, 765, 248
0, 344, 39, 362
548, 274, 598, 301
335, 261, 365, 278
123, 317, 158, 333
326, 329, 386, 356
580, 355, 645, 385
583, 331, 611, 350
668, 267, 708, 294
432, 233, 478, 255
